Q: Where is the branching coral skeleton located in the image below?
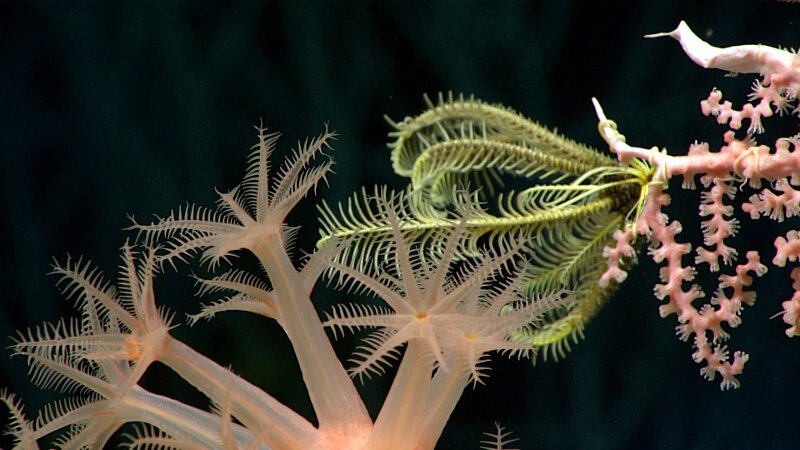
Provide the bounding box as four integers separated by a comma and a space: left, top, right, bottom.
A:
3, 20, 800, 448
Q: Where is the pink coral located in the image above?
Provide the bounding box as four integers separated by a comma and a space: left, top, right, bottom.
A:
597, 21, 800, 388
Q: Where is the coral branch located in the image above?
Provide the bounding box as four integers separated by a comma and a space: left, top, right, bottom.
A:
595, 21, 799, 388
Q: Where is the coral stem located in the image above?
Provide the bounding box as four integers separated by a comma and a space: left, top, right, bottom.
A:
253, 235, 370, 430
159, 336, 320, 449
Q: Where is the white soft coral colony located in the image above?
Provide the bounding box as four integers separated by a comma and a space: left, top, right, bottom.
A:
2, 120, 566, 449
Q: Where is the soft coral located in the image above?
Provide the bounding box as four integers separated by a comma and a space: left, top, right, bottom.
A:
324, 194, 574, 449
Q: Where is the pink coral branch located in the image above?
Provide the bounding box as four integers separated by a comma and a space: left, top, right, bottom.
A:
599, 227, 636, 288
594, 20, 800, 388
781, 268, 800, 338
695, 179, 738, 271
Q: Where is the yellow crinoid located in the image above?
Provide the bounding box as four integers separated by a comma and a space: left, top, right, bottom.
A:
320, 93, 654, 361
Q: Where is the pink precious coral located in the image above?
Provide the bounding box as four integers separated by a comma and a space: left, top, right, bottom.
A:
596, 21, 800, 389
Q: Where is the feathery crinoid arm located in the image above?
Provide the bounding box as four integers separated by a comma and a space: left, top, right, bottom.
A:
317, 186, 460, 271
322, 194, 575, 449
322, 95, 650, 361
386, 92, 624, 214
387, 92, 615, 184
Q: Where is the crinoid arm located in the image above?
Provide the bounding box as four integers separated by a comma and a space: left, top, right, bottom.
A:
321, 94, 650, 361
